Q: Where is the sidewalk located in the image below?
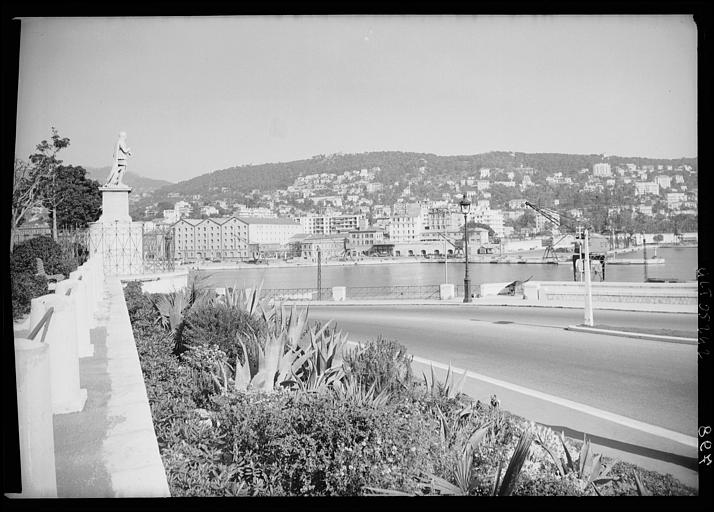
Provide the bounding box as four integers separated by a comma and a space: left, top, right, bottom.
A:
284, 295, 697, 314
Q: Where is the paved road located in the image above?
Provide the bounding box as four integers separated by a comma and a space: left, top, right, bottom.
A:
309, 305, 697, 436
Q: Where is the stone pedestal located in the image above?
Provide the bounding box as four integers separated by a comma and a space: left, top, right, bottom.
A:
89, 185, 144, 276
99, 185, 132, 223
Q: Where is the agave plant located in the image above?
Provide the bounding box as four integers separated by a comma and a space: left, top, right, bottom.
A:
151, 277, 211, 353
491, 428, 534, 496
333, 372, 393, 408
289, 320, 348, 392
231, 332, 311, 393
422, 362, 468, 400
534, 429, 617, 492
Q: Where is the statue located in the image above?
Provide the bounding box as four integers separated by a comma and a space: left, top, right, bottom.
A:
104, 131, 132, 187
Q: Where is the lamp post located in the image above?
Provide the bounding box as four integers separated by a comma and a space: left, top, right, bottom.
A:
460, 194, 472, 303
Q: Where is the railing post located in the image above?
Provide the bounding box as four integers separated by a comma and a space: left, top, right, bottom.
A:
10, 338, 57, 498
56, 278, 93, 358
39, 295, 88, 414
29, 294, 56, 333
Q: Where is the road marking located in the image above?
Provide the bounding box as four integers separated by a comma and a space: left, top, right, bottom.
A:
566, 325, 697, 343
345, 341, 697, 448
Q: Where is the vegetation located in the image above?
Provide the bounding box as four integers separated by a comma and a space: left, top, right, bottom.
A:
42, 165, 102, 230
125, 283, 696, 497
9, 236, 78, 319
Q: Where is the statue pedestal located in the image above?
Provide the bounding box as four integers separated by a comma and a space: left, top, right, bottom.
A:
90, 185, 144, 276
99, 185, 132, 223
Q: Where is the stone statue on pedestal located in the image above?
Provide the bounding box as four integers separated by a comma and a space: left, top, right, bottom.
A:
104, 132, 132, 187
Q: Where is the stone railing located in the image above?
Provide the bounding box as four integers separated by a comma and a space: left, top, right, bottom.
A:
11, 251, 104, 497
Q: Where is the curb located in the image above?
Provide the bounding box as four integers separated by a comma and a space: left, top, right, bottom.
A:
284, 300, 696, 314
565, 325, 697, 345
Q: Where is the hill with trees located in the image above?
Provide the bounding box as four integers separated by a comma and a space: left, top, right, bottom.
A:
148, 151, 697, 199
84, 166, 173, 194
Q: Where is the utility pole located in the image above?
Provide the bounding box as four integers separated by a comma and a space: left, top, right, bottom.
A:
642, 234, 648, 282
583, 228, 594, 326
317, 246, 322, 300
443, 228, 449, 283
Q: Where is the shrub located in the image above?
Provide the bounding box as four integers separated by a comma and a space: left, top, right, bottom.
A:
123, 281, 161, 340
11, 235, 75, 277
207, 390, 443, 496
343, 336, 413, 395
182, 302, 267, 375
10, 270, 49, 319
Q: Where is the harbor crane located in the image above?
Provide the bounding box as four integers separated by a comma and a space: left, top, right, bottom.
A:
524, 201, 609, 281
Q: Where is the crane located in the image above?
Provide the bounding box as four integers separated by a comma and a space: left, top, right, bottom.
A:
523, 201, 577, 264
524, 201, 609, 281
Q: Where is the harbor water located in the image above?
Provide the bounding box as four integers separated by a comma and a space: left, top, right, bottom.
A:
196, 247, 697, 290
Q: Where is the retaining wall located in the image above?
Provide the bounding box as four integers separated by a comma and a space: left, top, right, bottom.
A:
523, 281, 697, 305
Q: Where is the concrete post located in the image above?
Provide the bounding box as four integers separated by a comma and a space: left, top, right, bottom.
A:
56, 278, 93, 358
10, 338, 57, 498
332, 286, 346, 301
40, 295, 88, 414
439, 283, 455, 300
76, 267, 96, 328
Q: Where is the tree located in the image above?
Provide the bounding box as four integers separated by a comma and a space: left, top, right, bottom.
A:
28, 128, 71, 242
11, 159, 47, 252
43, 165, 102, 229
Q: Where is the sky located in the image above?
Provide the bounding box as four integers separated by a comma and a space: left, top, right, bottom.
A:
14, 15, 697, 183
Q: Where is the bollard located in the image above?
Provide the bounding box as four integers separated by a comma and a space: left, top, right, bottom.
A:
56, 279, 93, 358
40, 295, 88, 414
10, 338, 58, 498
332, 286, 346, 302
76, 267, 96, 328
439, 283, 455, 300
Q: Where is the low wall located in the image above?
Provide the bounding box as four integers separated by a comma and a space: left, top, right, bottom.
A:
523, 281, 697, 305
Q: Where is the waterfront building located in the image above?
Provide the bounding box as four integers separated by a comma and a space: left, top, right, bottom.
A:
298, 214, 367, 235
172, 217, 250, 261
347, 228, 386, 255
240, 217, 303, 245
292, 233, 348, 261
388, 214, 424, 242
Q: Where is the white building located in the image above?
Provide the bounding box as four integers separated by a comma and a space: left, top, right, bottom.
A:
654, 175, 672, 189
470, 208, 505, 239
298, 214, 367, 235
634, 181, 660, 196
241, 217, 304, 245
171, 217, 250, 260
592, 162, 612, 177
388, 215, 423, 242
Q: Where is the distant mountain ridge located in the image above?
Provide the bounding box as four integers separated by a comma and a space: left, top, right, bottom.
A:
153, 150, 697, 198
84, 166, 173, 193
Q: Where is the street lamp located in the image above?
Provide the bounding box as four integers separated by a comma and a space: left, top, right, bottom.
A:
459, 194, 472, 303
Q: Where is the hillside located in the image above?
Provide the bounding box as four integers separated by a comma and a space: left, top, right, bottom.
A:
154, 151, 698, 199
84, 166, 173, 193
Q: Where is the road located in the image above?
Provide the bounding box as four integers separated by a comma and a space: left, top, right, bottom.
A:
309, 305, 697, 436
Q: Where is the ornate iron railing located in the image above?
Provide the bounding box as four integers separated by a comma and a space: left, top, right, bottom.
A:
258, 285, 441, 301
346, 285, 441, 300
259, 287, 333, 301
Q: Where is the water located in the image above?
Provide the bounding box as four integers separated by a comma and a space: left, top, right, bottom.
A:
197, 247, 697, 289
